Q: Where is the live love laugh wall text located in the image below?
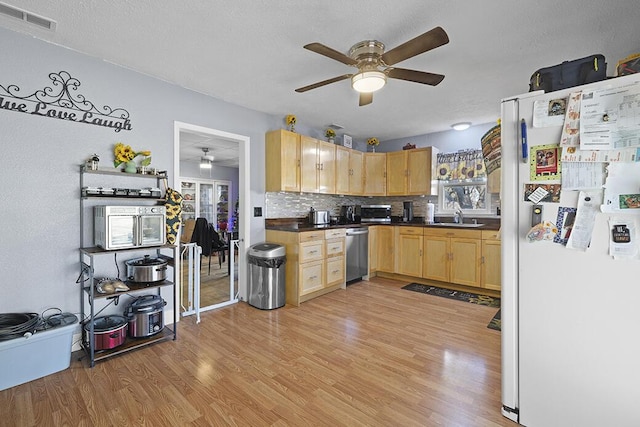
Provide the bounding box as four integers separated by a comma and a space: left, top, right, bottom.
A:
0, 71, 132, 132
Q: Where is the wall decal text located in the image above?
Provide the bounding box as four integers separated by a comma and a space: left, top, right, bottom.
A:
0, 71, 132, 132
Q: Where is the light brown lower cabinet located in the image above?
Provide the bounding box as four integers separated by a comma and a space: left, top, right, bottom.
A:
423, 228, 482, 288
265, 228, 345, 306
480, 230, 501, 291
376, 225, 395, 273
398, 227, 423, 277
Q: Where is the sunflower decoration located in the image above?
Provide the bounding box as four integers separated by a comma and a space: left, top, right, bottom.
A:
437, 164, 451, 180
325, 128, 336, 141
457, 160, 467, 179
113, 142, 152, 168
285, 114, 297, 132
367, 137, 380, 146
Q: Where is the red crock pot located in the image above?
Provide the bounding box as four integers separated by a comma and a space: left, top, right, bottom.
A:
83, 315, 128, 350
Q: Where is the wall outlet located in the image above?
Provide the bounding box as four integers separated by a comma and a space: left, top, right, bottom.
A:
254, 207, 262, 217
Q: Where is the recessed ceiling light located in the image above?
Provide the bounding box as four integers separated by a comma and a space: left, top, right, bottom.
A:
451, 122, 471, 131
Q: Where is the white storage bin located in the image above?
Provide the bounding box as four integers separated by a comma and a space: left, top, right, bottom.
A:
0, 322, 77, 391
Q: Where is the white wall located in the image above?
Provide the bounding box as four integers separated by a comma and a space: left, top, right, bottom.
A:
378, 122, 497, 153
0, 27, 277, 314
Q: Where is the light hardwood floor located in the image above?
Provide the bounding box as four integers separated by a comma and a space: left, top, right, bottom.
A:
1, 277, 517, 427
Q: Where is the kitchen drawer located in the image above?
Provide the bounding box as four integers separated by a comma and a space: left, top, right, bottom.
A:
326, 256, 344, 286
299, 240, 324, 263
299, 230, 326, 243
325, 238, 344, 257
325, 228, 346, 239
300, 260, 324, 295
399, 226, 423, 235
423, 228, 482, 239
481, 229, 501, 240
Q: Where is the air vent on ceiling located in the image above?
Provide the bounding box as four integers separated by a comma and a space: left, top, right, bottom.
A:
0, 2, 56, 31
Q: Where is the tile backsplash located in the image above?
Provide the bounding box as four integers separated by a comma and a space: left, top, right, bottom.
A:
265, 192, 501, 220
265, 192, 440, 219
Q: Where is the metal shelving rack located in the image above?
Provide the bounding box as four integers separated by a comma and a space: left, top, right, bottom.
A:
79, 165, 177, 367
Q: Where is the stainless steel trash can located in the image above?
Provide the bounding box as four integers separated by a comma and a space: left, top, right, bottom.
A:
247, 243, 286, 309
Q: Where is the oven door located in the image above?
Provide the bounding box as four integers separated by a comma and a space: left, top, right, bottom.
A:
138, 214, 166, 247
106, 215, 137, 249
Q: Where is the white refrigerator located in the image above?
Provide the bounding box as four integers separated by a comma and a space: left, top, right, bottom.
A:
501, 73, 640, 427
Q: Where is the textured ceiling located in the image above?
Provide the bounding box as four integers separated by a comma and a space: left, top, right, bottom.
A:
1, 0, 640, 145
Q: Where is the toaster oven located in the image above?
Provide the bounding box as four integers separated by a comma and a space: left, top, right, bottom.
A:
94, 205, 166, 249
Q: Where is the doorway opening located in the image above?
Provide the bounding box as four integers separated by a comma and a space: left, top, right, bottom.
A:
173, 121, 250, 316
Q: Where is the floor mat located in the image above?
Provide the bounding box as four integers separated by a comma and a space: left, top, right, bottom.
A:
487, 309, 501, 331
402, 283, 500, 308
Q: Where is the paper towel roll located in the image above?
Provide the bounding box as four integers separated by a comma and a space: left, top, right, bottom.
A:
426, 202, 435, 224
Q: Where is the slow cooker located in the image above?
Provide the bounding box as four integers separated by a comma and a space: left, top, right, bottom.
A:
125, 255, 168, 283
83, 315, 128, 350
124, 295, 166, 338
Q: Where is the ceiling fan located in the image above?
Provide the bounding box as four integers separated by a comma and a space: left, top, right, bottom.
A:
295, 26, 449, 106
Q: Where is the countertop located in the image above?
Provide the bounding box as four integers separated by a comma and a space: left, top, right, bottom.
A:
265, 217, 501, 232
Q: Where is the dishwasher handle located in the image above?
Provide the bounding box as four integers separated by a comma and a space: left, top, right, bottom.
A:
346, 228, 369, 236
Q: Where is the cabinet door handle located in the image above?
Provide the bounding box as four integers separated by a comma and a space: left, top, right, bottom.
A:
481, 256, 485, 264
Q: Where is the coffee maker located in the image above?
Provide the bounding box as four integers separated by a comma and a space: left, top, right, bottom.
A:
402, 201, 414, 222
339, 205, 361, 224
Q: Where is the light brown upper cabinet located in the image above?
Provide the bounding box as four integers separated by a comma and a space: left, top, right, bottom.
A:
386, 147, 438, 196
265, 129, 300, 192
364, 152, 387, 196
300, 135, 336, 194
335, 146, 364, 195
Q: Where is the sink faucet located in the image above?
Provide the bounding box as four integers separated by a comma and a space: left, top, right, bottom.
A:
453, 203, 463, 224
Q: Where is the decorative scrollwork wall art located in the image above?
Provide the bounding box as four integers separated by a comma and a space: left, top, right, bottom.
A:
0, 71, 132, 132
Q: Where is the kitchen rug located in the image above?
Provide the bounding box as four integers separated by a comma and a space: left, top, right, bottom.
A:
401, 283, 500, 308
487, 309, 501, 331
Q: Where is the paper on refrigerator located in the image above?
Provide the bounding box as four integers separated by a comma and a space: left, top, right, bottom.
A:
566, 190, 603, 251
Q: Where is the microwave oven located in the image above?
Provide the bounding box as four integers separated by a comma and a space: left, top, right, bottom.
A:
361, 204, 391, 223
94, 205, 166, 250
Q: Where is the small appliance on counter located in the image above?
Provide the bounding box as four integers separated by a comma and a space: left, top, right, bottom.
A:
308, 207, 330, 225
361, 205, 391, 223
402, 201, 414, 222
339, 205, 361, 224
123, 294, 166, 338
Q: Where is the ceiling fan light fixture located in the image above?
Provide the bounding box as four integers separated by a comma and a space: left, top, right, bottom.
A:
451, 122, 471, 131
200, 147, 214, 169
351, 70, 386, 93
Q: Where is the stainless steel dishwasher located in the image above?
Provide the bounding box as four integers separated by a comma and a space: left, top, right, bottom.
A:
345, 227, 369, 282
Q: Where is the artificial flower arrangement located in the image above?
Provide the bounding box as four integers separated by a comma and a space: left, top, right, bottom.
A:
367, 137, 380, 146
113, 142, 151, 168
285, 114, 297, 132
325, 128, 336, 140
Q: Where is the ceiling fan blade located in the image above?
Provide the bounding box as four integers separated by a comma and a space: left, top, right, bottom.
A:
381, 26, 449, 66
359, 92, 373, 106
304, 43, 358, 66
295, 74, 353, 93
387, 68, 445, 86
